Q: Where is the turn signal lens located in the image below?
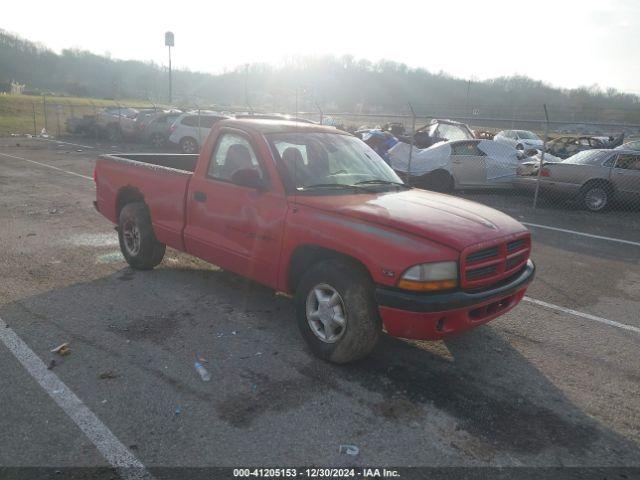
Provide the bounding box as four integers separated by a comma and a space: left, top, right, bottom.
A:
397, 279, 458, 292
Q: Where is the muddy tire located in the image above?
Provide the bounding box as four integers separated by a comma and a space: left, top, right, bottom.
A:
294, 260, 380, 364
118, 202, 165, 270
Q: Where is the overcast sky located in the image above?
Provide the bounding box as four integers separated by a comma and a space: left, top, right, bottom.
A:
4, 0, 640, 93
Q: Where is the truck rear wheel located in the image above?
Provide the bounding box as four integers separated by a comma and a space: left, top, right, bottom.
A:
118, 202, 165, 270
294, 260, 380, 364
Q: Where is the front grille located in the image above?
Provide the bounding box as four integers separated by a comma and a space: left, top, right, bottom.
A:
461, 234, 531, 289
466, 265, 498, 280
507, 239, 526, 253
467, 246, 499, 263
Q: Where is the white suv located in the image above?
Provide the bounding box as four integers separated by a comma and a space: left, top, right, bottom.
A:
168, 112, 228, 153
494, 130, 543, 151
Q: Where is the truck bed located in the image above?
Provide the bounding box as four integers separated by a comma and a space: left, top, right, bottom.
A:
95, 153, 199, 252
101, 153, 198, 173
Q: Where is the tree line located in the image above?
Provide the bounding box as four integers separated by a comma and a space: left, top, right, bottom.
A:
2, 29, 640, 124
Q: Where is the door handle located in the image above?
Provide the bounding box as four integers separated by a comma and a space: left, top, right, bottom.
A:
193, 191, 207, 202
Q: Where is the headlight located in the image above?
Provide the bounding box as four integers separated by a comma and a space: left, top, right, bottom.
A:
397, 261, 458, 292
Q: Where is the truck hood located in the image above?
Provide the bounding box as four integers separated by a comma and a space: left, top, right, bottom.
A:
293, 189, 527, 251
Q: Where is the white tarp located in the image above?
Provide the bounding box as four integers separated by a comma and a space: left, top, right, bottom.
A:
388, 141, 452, 175
478, 140, 519, 181
388, 139, 520, 183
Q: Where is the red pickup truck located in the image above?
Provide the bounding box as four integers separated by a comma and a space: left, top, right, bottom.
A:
94, 119, 535, 363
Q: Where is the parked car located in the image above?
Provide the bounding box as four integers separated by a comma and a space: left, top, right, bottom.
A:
168, 111, 229, 153
494, 130, 543, 151
94, 119, 535, 363
545, 135, 607, 159
412, 119, 475, 148
140, 110, 183, 147
615, 140, 640, 151
94, 107, 140, 141
515, 149, 640, 211
388, 139, 520, 192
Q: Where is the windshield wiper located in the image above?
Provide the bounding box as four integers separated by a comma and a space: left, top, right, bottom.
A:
353, 179, 410, 188
297, 183, 366, 192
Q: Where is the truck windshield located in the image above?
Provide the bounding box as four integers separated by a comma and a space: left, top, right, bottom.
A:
267, 132, 403, 192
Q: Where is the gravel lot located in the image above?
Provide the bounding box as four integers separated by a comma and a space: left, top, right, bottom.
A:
1, 137, 639, 478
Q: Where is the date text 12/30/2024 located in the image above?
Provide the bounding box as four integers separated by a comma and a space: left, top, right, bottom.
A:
233, 468, 401, 478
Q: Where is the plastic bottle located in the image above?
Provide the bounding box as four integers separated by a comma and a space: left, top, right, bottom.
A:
194, 361, 211, 381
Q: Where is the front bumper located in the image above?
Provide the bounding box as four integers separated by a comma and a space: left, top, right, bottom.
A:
376, 259, 535, 340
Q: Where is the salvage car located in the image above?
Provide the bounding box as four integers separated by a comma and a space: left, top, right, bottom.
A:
412, 119, 475, 148
94, 119, 535, 363
493, 130, 543, 151
615, 140, 640, 151
545, 135, 607, 159
388, 139, 520, 192
140, 110, 183, 147
515, 149, 640, 211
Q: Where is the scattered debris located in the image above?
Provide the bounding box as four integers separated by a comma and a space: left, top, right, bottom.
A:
48, 208, 59, 215
339, 444, 359, 456
76, 149, 83, 152
51, 343, 70, 356
26, 233, 36, 237
175, 405, 182, 415
98, 371, 119, 380
194, 360, 211, 381
47, 359, 56, 370
101, 399, 108, 404
239, 352, 263, 360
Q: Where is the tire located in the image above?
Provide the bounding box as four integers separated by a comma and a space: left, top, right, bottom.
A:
580, 182, 611, 212
118, 202, 166, 270
180, 137, 199, 154
294, 259, 380, 364
149, 133, 165, 148
418, 169, 454, 193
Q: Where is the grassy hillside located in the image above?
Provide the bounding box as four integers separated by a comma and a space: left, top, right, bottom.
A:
0, 94, 152, 135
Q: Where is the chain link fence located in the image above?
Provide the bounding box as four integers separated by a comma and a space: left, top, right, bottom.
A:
4, 97, 640, 215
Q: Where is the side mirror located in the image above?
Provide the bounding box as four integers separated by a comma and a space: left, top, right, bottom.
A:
231, 168, 267, 190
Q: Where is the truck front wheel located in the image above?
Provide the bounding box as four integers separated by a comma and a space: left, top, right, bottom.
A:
294, 260, 381, 364
118, 202, 166, 270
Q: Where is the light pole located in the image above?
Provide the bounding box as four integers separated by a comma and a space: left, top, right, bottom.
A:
165, 31, 174, 104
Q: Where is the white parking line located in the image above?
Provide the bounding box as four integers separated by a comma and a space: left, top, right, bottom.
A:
522, 222, 640, 247
37, 137, 95, 149
0, 315, 152, 480
524, 297, 640, 334
0, 152, 93, 181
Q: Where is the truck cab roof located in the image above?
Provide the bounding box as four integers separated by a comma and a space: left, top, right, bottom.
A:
217, 118, 345, 136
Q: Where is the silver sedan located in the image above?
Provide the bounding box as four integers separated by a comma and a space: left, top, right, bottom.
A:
515, 149, 640, 211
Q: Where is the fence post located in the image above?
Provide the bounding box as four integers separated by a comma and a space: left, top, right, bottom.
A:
533, 104, 550, 210
407, 102, 417, 187
56, 104, 61, 137
32, 102, 37, 136
42, 95, 47, 133
315, 101, 323, 125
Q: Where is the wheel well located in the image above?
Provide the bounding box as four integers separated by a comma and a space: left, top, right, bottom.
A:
287, 245, 371, 293
116, 187, 145, 219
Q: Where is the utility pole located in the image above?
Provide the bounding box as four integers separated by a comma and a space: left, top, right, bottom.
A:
244, 64, 249, 111
165, 31, 174, 104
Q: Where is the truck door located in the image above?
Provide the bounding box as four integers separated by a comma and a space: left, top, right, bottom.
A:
184, 129, 288, 289
450, 141, 487, 186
